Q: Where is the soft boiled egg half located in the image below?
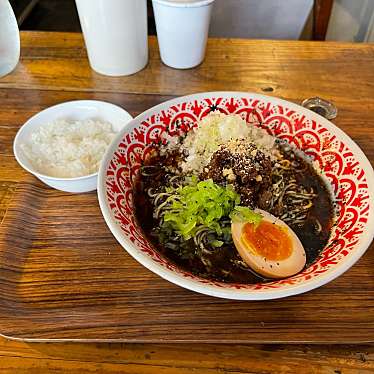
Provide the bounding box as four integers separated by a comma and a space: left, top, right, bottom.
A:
231, 209, 306, 278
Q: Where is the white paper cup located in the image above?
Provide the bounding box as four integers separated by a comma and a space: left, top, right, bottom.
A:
75, 0, 148, 76
152, 0, 215, 69
0, 0, 20, 77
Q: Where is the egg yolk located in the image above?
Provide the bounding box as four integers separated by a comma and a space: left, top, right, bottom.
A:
241, 221, 293, 261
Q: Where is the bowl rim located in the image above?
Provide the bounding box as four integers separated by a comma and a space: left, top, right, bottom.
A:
13, 99, 133, 181
98, 91, 374, 300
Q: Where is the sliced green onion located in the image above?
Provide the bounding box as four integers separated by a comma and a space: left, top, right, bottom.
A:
230, 206, 262, 225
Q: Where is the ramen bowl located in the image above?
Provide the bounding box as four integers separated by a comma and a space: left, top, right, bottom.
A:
98, 92, 374, 300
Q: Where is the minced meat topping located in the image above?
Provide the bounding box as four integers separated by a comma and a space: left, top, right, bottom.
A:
200, 139, 273, 207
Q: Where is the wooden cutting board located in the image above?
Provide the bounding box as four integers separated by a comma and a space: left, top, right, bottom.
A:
0, 176, 373, 343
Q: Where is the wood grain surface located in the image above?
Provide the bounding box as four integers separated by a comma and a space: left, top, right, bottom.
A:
0, 339, 373, 373
0, 31, 373, 371
0, 175, 373, 343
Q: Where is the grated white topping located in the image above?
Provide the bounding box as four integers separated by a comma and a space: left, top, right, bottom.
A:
163, 112, 276, 174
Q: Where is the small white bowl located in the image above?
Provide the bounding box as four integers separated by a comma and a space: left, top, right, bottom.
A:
13, 100, 133, 193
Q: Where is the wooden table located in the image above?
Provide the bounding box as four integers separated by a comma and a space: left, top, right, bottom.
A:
0, 31, 373, 373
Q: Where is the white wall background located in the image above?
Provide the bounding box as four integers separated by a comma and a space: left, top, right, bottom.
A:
208, 0, 374, 42
209, 0, 313, 39
326, 0, 374, 42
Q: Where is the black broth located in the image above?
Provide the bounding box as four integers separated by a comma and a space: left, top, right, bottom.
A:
134, 150, 334, 284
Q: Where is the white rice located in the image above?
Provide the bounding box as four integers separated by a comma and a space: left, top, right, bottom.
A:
21, 118, 116, 178
167, 112, 276, 173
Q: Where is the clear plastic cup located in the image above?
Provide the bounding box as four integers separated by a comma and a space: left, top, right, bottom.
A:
152, 0, 215, 69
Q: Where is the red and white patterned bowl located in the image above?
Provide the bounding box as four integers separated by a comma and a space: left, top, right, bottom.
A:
98, 92, 374, 300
